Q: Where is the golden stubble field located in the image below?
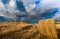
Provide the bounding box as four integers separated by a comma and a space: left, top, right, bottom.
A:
0, 18, 60, 39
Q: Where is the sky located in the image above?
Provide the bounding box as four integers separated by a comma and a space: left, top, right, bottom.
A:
0, 0, 60, 22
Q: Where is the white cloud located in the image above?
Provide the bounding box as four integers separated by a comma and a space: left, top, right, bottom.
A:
36, 0, 60, 13
53, 8, 60, 21
9, 0, 16, 7
22, 0, 60, 16
0, 0, 23, 20
35, 0, 60, 21
0, 0, 17, 20
0, 0, 60, 22
54, 13, 60, 21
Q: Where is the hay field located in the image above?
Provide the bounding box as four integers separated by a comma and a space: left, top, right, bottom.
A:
0, 18, 60, 39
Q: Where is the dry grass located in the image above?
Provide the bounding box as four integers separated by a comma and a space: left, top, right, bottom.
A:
0, 18, 59, 39
0, 22, 40, 39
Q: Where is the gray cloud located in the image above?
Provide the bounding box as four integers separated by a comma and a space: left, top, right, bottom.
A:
0, 0, 60, 22
0, 0, 26, 21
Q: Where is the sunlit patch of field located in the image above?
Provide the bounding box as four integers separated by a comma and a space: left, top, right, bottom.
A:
0, 22, 33, 35
0, 22, 41, 39
0, 18, 60, 39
